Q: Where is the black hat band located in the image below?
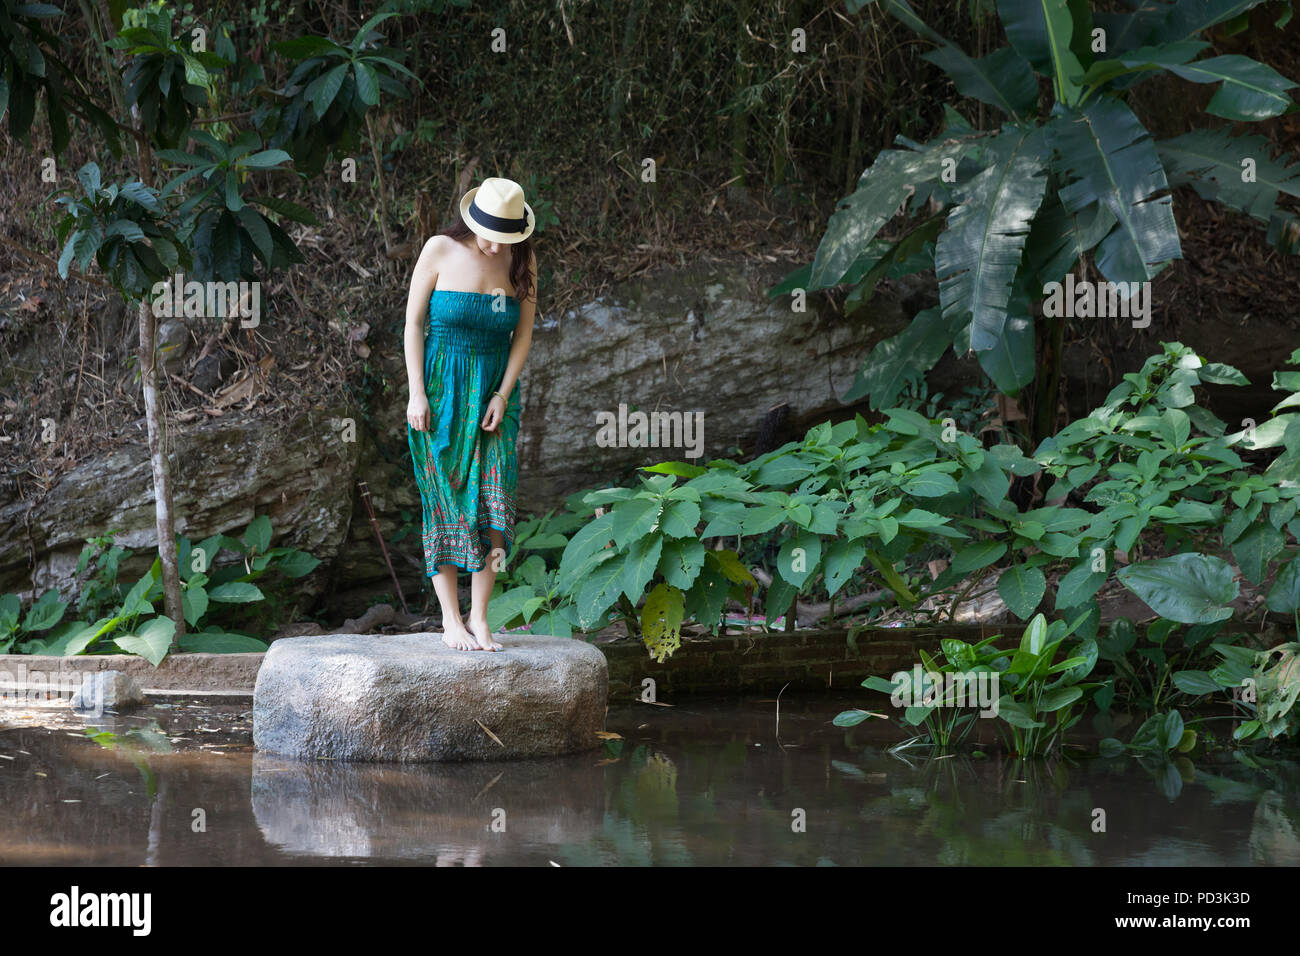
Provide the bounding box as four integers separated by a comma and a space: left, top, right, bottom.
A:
469, 199, 528, 233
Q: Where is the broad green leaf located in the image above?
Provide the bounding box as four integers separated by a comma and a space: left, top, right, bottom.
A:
823, 538, 867, 597
937, 126, 1049, 353
577, 553, 624, 628
21, 589, 67, 632
1231, 521, 1284, 584
1055, 558, 1107, 609
1116, 552, 1238, 623
244, 515, 272, 553
1166, 55, 1296, 121
178, 630, 269, 653
997, 0, 1086, 103
274, 550, 321, 578
777, 532, 822, 588
1266, 557, 1300, 613
1158, 128, 1300, 226
621, 535, 663, 602
640, 583, 684, 663
306, 62, 349, 119
207, 582, 264, 603
809, 138, 979, 288
113, 616, 176, 667
952, 539, 1006, 575
921, 44, 1040, 119
1049, 97, 1182, 280
657, 538, 706, 590
559, 510, 616, 589
1172, 669, 1225, 696
999, 564, 1047, 619
611, 498, 660, 549
181, 583, 208, 627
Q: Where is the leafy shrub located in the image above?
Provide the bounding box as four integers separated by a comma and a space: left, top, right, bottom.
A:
1, 515, 319, 666
836, 612, 1100, 756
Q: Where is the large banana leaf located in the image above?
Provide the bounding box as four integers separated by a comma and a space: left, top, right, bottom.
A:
1049, 97, 1181, 281
1151, 0, 1271, 43
1165, 54, 1297, 121
922, 45, 1040, 120
809, 138, 979, 289
1158, 128, 1300, 223
997, 0, 1088, 103
976, 310, 1036, 393
1019, 187, 1117, 289
845, 216, 944, 312
843, 306, 965, 407
1078, 40, 1208, 89
1092, 1, 1178, 57
870, 0, 1039, 118
936, 126, 1050, 353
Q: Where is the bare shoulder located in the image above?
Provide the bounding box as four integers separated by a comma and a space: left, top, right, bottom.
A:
419, 233, 455, 264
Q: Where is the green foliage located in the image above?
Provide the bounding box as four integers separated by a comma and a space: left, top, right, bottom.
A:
28, 3, 415, 301
155, 130, 305, 279
3, 516, 320, 665
266, 11, 417, 177
836, 612, 1100, 756
107, 5, 231, 149
52, 163, 188, 301
1, 1, 120, 153
496, 344, 1300, 686
795, 0, 1300, 423
1171, 639, 1300, 742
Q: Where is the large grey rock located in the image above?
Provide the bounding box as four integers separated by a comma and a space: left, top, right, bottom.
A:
70, 670, 147, 715
252, 633, 608, 762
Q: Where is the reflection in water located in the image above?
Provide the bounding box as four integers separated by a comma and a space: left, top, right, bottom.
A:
0, 694, 1297, 865
251, 752, 605, 861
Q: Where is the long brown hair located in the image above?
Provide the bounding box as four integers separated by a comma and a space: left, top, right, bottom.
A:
438, 217, 535, 304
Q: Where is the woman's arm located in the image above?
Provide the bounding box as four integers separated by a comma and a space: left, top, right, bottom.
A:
481, 250, 537, 432
495, 249, 538, 399
405, 237, 443, 430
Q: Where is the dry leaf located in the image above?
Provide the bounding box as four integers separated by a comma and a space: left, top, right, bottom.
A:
475, 719, 504, 747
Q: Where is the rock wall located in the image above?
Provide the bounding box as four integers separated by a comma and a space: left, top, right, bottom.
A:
1, 259, 919, 615
6, 255, 1288, 618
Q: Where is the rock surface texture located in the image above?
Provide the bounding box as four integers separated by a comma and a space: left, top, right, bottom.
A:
70, 670, 148, 714
252, 633, 608, 762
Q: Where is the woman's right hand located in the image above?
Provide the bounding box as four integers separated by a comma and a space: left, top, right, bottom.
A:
407, 393, 431, 431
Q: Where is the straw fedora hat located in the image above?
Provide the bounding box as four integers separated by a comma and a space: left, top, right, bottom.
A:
459, 177, 536, 243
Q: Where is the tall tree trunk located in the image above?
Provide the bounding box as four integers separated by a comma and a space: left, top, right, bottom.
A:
137, 293, 184, 640
103, 15, 186, 641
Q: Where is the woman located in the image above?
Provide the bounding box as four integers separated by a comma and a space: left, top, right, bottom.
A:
404, 177, 537, 651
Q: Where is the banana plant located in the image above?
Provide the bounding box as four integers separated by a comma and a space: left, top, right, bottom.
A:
786, 0, 1300, 444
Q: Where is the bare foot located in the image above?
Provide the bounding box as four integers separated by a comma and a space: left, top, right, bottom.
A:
440, 622, 477, 651
468, 617, 502, 651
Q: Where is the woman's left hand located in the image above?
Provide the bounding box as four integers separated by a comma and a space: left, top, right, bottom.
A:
481, 394, 506, 432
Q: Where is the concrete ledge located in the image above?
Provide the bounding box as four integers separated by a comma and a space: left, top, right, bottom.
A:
0, 625, 1027, 703
0, 652, 264, 695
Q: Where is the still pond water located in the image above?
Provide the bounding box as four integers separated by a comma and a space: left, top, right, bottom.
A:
1, 694, 1297, 866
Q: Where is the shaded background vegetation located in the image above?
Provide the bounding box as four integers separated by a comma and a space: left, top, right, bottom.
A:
1, 0, 1296, 489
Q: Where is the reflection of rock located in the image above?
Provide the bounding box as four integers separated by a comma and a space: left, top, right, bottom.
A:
252, 633, 608, 761
1250, 791, 1300, 865
250, 750, 605, 860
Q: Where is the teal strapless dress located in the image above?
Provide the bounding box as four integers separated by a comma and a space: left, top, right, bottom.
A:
407, 289, 522, 574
